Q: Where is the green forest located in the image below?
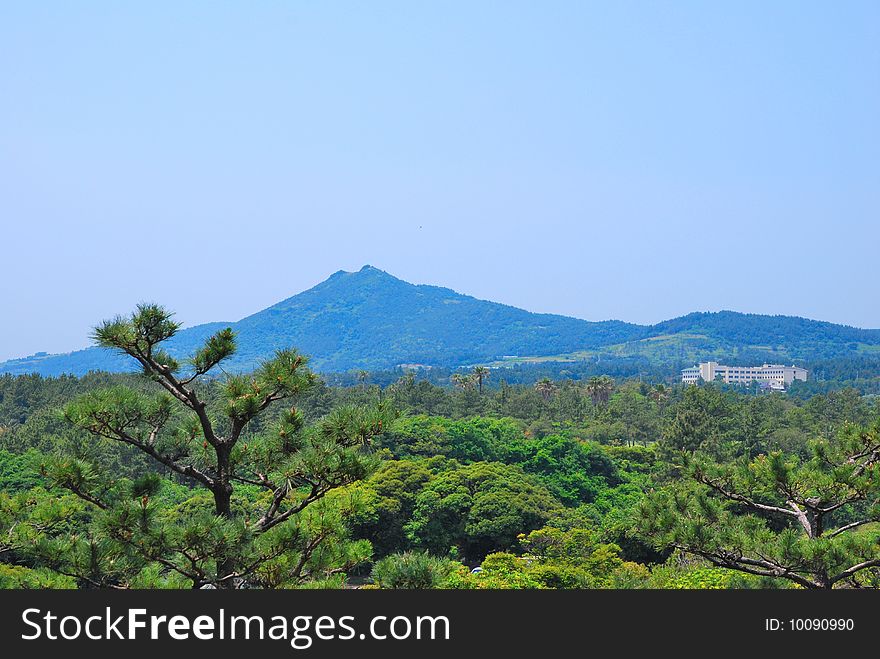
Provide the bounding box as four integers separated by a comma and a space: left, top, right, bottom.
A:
2, 304, 880, 590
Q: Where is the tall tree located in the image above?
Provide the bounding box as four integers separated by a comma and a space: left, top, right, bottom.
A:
534, 377, 556, 402
451, 373, 475, 391
357, 370, 370, 390
54, 304, 391, 588
650, 384, 669, 410
585, 376, 614, 406
472, 366, 491, 394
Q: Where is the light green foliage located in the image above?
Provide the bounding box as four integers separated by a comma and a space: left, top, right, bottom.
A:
651, 565, 744, 589
441, 547, 651, 590
518, 526, 648, 588
647, 553, 783, 589
380, 415, 522, 462
0, 564, 77, 589
444, 553, 544, 589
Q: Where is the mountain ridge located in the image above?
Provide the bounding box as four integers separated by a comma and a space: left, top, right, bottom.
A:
2, 265, 879, 377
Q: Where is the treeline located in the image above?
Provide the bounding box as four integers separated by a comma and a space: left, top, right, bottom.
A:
322, 354, 880, 395
5, 349, 879, 420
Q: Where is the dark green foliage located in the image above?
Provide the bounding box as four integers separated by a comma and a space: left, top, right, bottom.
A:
348, 459, 435, 558
652, 311, 880, 359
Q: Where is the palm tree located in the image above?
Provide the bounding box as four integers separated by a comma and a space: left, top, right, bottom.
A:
586, 375, 614, 406
451, 373, 475, 391
650, 383, 669, 410
585, 376, 602, 405
357, 370, 369, 390
472, 366, 490, 394
534, 377, 556, 402
599, 375, 615, 404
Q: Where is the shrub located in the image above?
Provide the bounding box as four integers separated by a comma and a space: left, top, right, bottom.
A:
371, 552, 457, 589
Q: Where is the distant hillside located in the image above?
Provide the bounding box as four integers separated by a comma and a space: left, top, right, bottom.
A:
646, 312, 880, 361
2, 267, 879, 377
0, 322, 233, 378
622, 311, 880, 365
491, 312, 880, 368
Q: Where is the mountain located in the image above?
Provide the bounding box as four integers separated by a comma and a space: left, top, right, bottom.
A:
0, 266, 644, 376
2, 266, 879, 377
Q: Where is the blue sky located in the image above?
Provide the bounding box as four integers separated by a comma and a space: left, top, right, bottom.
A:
1, 1, 878, 361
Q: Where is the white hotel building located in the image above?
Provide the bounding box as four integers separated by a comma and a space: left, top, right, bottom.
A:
681, 361, 808, 389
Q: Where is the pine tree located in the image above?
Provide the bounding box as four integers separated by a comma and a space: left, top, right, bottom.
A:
639, 420, 880, 588
46, 304, 392, 588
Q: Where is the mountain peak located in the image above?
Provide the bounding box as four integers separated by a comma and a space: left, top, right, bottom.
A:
340, 265, 404, 286
327, 265, 394, 280
354, 264, 398, 279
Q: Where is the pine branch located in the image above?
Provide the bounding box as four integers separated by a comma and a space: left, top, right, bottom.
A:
830, 558, 880, 586
825, 519, 877, 538
106, 335, 220, 448
256, 484, 328, 534
680, 546, 821, 589
61, 483, 109, 510
695, 472, 800, 519
83, 421, 215, 488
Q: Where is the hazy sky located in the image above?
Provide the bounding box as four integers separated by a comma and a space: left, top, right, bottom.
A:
1, 1, 878, 361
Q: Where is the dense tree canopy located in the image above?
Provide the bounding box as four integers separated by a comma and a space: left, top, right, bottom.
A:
1, 338, 879, 589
